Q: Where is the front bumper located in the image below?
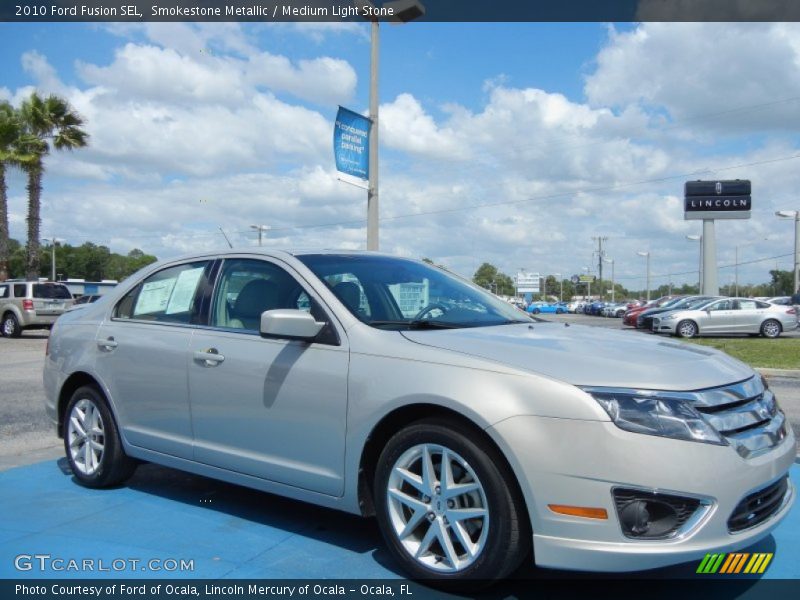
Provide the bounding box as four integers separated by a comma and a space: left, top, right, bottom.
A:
488, 416, 796, 572
651, 317, 678, 334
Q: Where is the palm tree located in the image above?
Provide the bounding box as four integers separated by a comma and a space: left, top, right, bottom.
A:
20, 92, 88, 280
0, 101, 22, 281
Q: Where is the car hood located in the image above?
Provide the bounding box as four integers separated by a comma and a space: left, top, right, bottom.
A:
401, 322, 753, 390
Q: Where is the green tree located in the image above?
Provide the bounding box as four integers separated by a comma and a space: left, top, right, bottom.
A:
0, 101, 27, 281
20, 92, 88, 279
472, 262, 515, 296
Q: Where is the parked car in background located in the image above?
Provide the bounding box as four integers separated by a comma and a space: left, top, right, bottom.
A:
43, 250, 795, 584
0, 280, 74, 337
652, 297, 797, 338
74, 294, 103, 305
527, 301, 567, 314
637, 296, 718, 330
766, 296, 792, 306
601, 302, 627, 317
623, 296, 680, 327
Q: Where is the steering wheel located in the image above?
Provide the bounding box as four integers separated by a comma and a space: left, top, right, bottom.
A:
413, 303, 449, 320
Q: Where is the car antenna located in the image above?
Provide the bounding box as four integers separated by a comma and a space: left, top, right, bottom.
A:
219, 227, 233, 249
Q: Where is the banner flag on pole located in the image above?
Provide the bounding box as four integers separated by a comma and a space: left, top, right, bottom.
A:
333, 106, 370, 188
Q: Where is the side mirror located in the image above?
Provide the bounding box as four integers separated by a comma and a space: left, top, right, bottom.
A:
260, 309, 325, 341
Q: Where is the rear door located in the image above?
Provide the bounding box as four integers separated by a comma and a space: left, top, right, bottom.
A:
734, 299, 767, 333
94, 260, 214, 459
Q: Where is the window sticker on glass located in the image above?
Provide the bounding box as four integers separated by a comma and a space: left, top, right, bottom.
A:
166, 267, 205, 314
135, 279, 176, 315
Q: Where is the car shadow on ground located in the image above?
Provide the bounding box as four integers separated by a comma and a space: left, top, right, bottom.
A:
56, 458, 775, 591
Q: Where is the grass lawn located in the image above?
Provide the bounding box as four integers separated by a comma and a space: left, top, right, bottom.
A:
684, 337, 800, 370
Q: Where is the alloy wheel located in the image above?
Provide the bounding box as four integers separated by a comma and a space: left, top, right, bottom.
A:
386, 443, 489, 573
67, 398, 106, 475
762, 320, 781, 338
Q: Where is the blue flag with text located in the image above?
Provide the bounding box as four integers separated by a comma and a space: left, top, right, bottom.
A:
333, 106, 370, 183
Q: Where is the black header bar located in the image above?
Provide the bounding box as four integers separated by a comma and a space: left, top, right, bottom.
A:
4, 1, 800, 23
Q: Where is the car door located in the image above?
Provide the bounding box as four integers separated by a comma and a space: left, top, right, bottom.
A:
188, 257, 349, 497
699, 299, 737, 333
94, 259, 214, 459
734, 299, 766, 333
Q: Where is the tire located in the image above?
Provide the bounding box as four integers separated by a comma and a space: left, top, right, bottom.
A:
2, 313, 21, 338
63, 385, 137, 488
761, 319, 782, 339
676, 320, 698, 338
374, 419, 529, 588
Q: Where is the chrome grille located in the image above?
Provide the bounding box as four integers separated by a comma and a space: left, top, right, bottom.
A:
691, 377, 788, 459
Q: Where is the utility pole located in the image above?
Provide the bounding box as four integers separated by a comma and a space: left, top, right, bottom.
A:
592, 236, 608, 299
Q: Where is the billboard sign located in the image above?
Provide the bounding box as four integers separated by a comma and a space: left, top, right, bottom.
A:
579, 275, 596, 283
333, 106, 370, 186
684, 180, 751, 220
516, 271, 540, 293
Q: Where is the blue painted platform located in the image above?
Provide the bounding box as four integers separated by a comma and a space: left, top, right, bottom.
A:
0, 458, 798, 581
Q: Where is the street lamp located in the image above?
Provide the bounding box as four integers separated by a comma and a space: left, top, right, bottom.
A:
775, 210, 800, 293
686, 234, 702, 294
553, 273, 563, 302
637, 251, 651, 302
41, 237, 62, 281
602, 258, 615, 302
364, 0, 425, 250
250, 224, 270, 247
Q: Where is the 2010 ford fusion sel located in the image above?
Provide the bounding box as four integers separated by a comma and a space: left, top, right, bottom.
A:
44, 251, 795, 584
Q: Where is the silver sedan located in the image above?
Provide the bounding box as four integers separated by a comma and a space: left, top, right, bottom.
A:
652, 297, 797, 338
42, 251, 795, 585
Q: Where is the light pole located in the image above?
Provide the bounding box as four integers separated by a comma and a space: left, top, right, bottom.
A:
637, 251, 650, 302
42, 237, 61, 281
364, 1, 425, 251
250, 224, 270, 247
603, 258, 615, 302
686, 234, 702, 293
775, 210, 800, 293
553, 273, 563, 302
734, 238, 768, 297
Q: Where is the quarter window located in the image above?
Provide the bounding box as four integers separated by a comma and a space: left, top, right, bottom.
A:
115, 261, 210, 324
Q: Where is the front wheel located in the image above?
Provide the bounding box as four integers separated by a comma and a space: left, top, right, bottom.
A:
63, 385, 137, 488
761, 319, 782, 339
374, 420, 529, 587
676, 320, 698, 338
2, 313, 21, 338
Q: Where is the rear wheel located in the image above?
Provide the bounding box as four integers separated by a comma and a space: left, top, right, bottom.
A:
63, 385, 137, 488
374, 420, 529, 588
761, 319, 782, 339
2, 313, 21, 338
676, 320, 698, 338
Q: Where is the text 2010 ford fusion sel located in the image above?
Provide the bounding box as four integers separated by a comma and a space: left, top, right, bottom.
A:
43, 251, 795, 585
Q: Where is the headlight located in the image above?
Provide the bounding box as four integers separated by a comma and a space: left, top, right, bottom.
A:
582, 388, 726, 445
662, 314, 678, 321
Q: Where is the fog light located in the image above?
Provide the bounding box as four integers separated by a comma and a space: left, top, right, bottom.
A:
613, 488, 702, 539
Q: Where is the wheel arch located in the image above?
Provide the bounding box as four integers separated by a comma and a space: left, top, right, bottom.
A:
356, 403, 528, 528
676, 318, 699, 337
57, 371, 106, 438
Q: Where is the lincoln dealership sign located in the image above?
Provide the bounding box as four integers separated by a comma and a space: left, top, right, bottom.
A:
684, 180, 751, 220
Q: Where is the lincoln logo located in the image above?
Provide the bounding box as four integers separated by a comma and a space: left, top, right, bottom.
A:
715, 182, 722, 195
687, 198, 749, 209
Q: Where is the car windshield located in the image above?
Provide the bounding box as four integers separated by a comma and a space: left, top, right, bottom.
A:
297, 254, 531, 330
32, 283, 72, 299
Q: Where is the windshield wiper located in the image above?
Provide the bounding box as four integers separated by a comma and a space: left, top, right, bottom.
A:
368, 319, 460, 330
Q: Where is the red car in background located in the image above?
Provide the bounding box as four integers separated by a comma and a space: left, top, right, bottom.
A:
622, 296, 681, 327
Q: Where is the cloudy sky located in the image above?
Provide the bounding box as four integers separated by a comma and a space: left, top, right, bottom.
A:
1, 21, 799, 290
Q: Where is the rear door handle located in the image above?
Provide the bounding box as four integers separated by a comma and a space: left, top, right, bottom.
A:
97, 337, 118, 351
193, 348, 225, 367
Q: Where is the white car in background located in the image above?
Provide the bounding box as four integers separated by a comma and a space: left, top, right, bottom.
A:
652, 297, 797, 338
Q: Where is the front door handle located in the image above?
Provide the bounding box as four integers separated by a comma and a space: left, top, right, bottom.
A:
193, 348, 225, 367
97, 337, 118, 351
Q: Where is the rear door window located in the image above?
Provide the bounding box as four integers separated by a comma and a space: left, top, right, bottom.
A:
115, 261, 211, 324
